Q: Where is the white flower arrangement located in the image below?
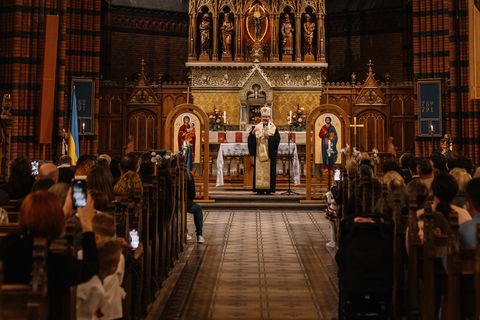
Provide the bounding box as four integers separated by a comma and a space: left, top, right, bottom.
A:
150, 151, 171, 166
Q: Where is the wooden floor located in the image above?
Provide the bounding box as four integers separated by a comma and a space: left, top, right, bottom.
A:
154, 209, 339, 320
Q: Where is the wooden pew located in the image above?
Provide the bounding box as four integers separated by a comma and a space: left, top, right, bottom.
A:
113, 153, 187, 319
0, 238, 48, 320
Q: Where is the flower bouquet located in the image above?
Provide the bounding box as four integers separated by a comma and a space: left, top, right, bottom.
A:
208, 108, 226, 131
288, 105, 307, 131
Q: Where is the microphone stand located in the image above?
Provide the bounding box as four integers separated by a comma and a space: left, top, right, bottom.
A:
282, 123, 299, 196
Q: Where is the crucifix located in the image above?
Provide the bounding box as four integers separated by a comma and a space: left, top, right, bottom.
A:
350, 116, 364, 148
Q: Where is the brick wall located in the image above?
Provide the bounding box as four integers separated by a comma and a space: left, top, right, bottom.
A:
110, 32, 188, 82
104, 5, 189, 82
0, 0, 101, 160
412, 0, 480, 162
326, 4, 411, 83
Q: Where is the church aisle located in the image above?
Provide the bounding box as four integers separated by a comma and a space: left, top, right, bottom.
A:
160, 210, 338, 320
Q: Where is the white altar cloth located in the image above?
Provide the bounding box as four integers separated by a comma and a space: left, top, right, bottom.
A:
216, 142, 301, 187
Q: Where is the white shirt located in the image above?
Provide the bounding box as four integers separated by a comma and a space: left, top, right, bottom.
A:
76, 275, 106, 320
77, 250, 126, 319
102, 254, 126, 319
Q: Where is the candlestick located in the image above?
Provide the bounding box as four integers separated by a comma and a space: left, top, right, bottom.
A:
289, 111, 292, 125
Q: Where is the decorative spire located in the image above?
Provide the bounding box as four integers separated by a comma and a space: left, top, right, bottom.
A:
140, 58, 145, 74
367, 59, 374, 75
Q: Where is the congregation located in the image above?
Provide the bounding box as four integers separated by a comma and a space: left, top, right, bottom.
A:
1, 141, 480, 318
0, 152, 196, 319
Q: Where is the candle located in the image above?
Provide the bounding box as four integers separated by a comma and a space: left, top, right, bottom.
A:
289, 111, 292, 124
82, 122, 85, 131
223, 111, 227, 124
430, 124, 434, 134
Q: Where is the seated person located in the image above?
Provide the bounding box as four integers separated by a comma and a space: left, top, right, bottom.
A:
113, 154, 143, 199
76, 240, 122, 320
187, 171, 205, 243
77, 213, 127, 319
0, 191, 98, 318
459, 178, 480, 248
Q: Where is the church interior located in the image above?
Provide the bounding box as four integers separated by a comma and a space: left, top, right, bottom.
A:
1, 0, 480, 318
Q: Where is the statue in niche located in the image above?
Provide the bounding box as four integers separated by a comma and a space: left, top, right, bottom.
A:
221, 15, 234, 55
281, 14, 294, 55
303, 13, 315, 55
199, 13, 211, 55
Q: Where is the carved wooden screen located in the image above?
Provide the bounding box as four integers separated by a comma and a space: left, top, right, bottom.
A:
357, 111, 386, 152
128, 110, 156, 151
391, 96, 415, 153
98, 96, 123, 155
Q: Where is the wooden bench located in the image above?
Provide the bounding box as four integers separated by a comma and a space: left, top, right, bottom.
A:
0, 238, 48, 320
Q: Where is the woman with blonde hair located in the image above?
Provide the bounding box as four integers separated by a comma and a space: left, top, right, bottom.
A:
450, 167, 472, 207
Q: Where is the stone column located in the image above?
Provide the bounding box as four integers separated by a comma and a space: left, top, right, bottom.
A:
189, 14, 197, 60
233, 13, 239, 61
295, 13, 302, 61
271, 14, 279, 61
212, 14, 218, 61
237, 14, 245, 61
319, 14, 326, 62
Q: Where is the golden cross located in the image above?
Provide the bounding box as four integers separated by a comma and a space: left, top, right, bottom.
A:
183, 85, 191, 104
350, 116, 364, 147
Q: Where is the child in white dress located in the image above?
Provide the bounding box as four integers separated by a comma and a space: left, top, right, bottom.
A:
325, 187, 339, 248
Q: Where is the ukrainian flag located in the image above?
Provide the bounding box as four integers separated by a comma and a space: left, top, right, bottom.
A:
68, 86, 80, 164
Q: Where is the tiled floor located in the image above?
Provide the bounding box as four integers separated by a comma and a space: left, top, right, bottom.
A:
161, 210, 338, 320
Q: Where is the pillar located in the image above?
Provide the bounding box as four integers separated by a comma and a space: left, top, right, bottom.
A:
319, 14, 326, 62
295, 13, 302, 61
237, 14, 245, 61
212, 14, 218, 61
271, 14, 279, 61
189, 14, 197, 60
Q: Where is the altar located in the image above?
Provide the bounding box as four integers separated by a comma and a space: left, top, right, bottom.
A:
209, 131, 306, 145
216, 142, 301, 187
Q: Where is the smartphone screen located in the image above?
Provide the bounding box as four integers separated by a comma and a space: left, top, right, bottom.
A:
72, 179, 87, 208
31, 161, 39, 176
334, 169, 341, 181
129, 229, 140, 249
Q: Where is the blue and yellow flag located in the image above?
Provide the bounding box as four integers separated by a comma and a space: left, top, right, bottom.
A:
68, 87, 80, 164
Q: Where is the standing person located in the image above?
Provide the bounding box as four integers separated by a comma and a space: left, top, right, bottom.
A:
247, 106, 280, 195
387, 136, 397, 158
319, 116, 338, 169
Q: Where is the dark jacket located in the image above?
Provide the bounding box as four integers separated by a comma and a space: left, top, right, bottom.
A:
0, 232, 99, 317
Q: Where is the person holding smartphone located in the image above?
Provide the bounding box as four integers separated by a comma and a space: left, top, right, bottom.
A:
0, 190, 98, 318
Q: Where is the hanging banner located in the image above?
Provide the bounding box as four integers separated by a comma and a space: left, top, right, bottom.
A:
418, 79, 442, 136
72, 78, 95, 134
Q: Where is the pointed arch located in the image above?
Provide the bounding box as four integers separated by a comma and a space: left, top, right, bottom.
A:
164, 103, 211, 201
305, 103, 351, 201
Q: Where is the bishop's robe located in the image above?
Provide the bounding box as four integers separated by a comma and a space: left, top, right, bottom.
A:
247, 122, 280, 193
